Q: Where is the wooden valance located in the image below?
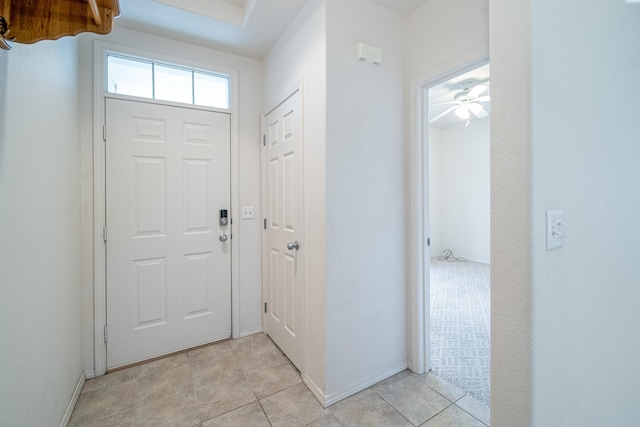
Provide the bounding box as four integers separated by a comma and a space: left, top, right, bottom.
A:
0, 0, 119, 49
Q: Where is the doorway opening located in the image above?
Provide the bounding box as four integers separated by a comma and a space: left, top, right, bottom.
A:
426, 63, 491, 406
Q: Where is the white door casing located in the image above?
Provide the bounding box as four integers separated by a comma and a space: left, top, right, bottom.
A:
407, 52, 489, 374
105, 98, 231, 368
262, 86, 304, 371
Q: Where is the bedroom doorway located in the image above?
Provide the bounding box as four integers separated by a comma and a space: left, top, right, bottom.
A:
426, 63, 491, 406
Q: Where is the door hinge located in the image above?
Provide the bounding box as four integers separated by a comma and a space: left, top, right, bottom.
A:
264, 302, 267, 313
103, 124, 107, 142
103, 225, 107, 243
263, 218, 267, 230
103, 325, 108, 343
263, 135, 266, 146
427, 237, 431, 247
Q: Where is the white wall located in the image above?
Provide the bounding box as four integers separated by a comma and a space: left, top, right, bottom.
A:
489, 1, 534, 422
429, 119, 490, 263
0, 39, 83, 426
530, 0, 640, 424
263, 0, 328, 393
406, 0, 489, 79
492, 0, 640, 425
324, 0, 406, 398
264, 0, 406, 402
78, 27, 265, 372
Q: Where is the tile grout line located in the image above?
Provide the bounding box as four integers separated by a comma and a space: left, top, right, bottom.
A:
450, 397, 490, 427
373, 385, 442, 427
449, 390, 491, 425
196, 338, 288, 425
257, 398, 274, 427
76, 335, 489, 427
419, 401, 458, 426
199, 345, 257, 424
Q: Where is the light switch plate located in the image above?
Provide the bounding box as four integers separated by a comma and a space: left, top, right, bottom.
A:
546, 210, 564, 251
241, 206, 254, 219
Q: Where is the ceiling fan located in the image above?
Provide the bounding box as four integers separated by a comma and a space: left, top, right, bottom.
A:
429, 83, 490, 126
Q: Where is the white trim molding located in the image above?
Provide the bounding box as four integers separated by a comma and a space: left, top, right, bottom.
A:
59, 372, 86, 427
304, 361, 408, 408
302, 373, 326, 407
239, 325, 263, 338
323, 361, 408, 407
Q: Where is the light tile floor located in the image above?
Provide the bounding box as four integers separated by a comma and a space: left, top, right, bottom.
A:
69, 334, 489, 427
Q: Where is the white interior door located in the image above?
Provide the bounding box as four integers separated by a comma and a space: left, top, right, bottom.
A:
263, 88, 304, 371
106, 98, 231, 369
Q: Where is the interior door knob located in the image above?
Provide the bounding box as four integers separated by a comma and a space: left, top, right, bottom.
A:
219, 233, 228, 242
287, 241, 299, 250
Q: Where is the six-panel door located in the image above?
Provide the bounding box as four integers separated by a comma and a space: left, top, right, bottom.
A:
263, 88, 304, 371
106, 98, 231, 368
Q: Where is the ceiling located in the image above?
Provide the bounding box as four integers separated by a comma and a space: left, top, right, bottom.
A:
116, 0, 306, 59
369, 0, 430, 17
115, 0, 430, 60
428, 63, 491, 129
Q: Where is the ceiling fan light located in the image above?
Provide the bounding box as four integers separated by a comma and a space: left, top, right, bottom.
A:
455, 105, 470, 120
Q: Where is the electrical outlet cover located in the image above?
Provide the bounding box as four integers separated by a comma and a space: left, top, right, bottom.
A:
241, 206, 254, 219
546, 210, 564, 251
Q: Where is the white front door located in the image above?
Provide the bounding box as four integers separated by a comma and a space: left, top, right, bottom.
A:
263, 88, 304, 370
105, 98, 231, 369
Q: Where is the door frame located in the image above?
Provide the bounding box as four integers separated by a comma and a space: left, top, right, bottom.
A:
92, 40, 240, 376
407, 48, 489, 374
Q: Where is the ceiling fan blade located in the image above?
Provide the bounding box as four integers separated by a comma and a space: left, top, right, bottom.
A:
429, 101, 460, 107
468, 84, 488, 98
476, 95, 490, 102
469, 103, 489, 119
428, 105, 458, 124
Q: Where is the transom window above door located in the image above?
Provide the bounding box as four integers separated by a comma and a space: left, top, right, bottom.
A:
106, 54, 230, 109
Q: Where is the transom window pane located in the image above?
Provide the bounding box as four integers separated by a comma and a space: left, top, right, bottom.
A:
154, 64, 193, 104
107, 55, 152, 98
194, 73, 229, 109
106, 54, 230, 110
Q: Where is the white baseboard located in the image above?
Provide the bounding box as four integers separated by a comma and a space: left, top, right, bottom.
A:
84, 369, 96, 379
302, 373, 326, 406
322, 361, 408, 407
59, 371, 86, 427
239, 325, 263, 337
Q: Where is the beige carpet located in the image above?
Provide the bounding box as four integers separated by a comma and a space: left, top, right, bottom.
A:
430, 257, 491, 406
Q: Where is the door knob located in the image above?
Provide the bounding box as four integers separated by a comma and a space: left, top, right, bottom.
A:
219, 233, 228, 242
287, 241, 300, 251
